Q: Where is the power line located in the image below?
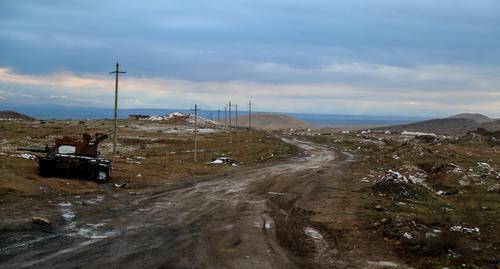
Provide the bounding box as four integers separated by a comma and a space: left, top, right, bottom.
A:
109, 62, 126, 154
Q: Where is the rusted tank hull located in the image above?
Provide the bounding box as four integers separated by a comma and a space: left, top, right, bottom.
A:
38, 154, 111, 183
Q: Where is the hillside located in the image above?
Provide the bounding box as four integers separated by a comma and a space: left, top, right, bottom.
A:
377, 113, 500, 136
235, 113, 313, 130
448, 113, 492, 123
379, 118, 480, 136
0, 110, 35, 121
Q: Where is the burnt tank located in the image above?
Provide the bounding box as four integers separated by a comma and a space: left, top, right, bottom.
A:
19, 133, 111, 183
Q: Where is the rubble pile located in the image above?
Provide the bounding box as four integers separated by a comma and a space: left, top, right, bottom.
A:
137, 112, 223, 128
372, 170, 429, 199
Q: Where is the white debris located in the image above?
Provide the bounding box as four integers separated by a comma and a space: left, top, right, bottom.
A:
147, 115, 167, 121
381, 170, 409, 183
267, 192, 288, 196
211, 159, 224, 164
425, 232, 437, 238
367, 261, 399, 268
210, 157, 235, 165
12, 153, 37, 160
403, 232, 413, 240
304, 227, 323, 240
450, 225, 480, 234
166, 112, 186, 119
477, 162, 491, 169
401, 131, 437, 137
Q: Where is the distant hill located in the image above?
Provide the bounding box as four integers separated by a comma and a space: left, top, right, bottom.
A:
448, 113, 492, 123
379, 118, 480, 136
377, 113, 500, 136
0, 110, 35, 120
235, 113, 313, 130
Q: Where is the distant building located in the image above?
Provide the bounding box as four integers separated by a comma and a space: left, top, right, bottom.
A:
128, 114, 150, 120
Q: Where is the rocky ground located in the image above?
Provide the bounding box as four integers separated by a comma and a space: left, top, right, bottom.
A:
0, 118, 499, 268
308, 130, 500, 268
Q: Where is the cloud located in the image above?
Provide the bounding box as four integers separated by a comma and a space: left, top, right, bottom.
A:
1, 0, 499, 80
1, 1, 500, 116
1, 63, 500, 116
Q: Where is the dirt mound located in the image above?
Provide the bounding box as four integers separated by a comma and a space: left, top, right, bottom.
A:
0, 110, 35, 121
372, 170, 429, 200
235, 113, 313, 130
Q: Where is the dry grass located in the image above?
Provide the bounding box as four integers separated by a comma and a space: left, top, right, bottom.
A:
307, 132, 500, 268
0, 119, 299, 197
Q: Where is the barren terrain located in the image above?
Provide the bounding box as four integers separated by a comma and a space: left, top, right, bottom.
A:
0, 118, 499, 268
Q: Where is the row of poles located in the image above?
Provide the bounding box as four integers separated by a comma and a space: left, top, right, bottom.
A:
110, 62, 254, 163
192, 101, 253, 162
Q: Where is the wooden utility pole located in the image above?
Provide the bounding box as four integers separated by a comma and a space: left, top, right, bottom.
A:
109, 62, 126, 154
192, 104, 200, 162
248, 101, 252, 130
228, 101, 232, 143
224, 105, 227, 128
228, 101, 232, 128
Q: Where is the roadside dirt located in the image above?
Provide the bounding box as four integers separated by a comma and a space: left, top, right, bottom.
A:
0, 137, 402, 268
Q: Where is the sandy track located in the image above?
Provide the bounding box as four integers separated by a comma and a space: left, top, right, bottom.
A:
0, 138, 342, 269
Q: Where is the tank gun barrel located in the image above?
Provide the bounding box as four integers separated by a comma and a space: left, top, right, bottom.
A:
17, 146, 50, 153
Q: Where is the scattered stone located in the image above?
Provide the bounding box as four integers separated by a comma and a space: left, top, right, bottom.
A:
114, 183, 128, 189
403, 232, 413, 240
32, 216, 51, 225
450, 225, 480, 234
210, 157, 236, 165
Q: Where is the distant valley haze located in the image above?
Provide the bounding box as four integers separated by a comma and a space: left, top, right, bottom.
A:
1, 1, 500, 117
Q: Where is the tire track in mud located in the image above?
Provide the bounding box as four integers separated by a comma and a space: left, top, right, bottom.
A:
0, 137, 341, 269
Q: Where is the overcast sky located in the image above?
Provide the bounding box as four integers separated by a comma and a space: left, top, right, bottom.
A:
1, 0, 500, 116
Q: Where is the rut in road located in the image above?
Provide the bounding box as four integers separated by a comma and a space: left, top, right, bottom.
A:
1, 138, 339, 269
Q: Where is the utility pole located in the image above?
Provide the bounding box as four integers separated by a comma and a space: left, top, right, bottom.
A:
235, 104, 238, 128
228, 101, 232, 128
224, 105, 227, 128
109, 62, 126, 154
228, 101, 232, 143
192, 104, 200, 163
217, 109, 220, 122
248, 101, 252, 130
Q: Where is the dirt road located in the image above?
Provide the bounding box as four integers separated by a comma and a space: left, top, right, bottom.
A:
0, 137, 397, 268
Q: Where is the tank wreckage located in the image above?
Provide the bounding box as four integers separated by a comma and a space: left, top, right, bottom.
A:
18, 133, 111, 183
